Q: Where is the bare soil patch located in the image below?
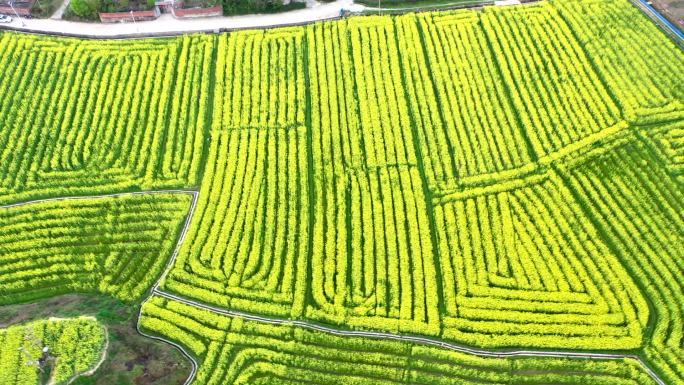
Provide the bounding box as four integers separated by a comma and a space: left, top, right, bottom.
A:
650, 0, 684, 31
0, 295, 191, 385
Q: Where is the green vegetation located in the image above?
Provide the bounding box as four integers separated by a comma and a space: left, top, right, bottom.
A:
222, 0, 305, 16
68, 0, 100, 19
0, 0, 683, 383
141, 296, 659, 385
0, 34, 213, 205
0, 317, 105, 385
164, 28, 310, 319
0, 194, 192, 304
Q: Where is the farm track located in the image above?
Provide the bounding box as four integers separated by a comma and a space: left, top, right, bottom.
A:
4, 191, 658, 384
1, 1, 680, 379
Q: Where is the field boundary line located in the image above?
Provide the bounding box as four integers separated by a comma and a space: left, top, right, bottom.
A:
0, 189, 199, 210
5, 189, 665, 385
136, 189, 200, 385
152, 289, 667, 385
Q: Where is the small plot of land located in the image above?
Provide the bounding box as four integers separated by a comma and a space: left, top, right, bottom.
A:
0, 295, 191, 385
0, 315, 105, 385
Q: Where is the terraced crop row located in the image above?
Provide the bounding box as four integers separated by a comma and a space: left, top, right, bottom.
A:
0, 34, 213, 206
0, 0, 682, 383
140, 295, 659, 385
0, 317, 105, 385
305, 17, 441, 334
0, 194, 192, 304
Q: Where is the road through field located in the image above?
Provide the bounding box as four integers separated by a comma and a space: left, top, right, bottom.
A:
0, 0, 364, 38
50, 189, 658, 385
0, 190, 668, 385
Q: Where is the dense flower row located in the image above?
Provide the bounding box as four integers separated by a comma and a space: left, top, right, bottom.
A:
0, 194, 191, 304
643, 118, 684, 184
305, 19, 440, 335
140, 296, 658, 385
403, 11, 533, 187
0, 35, 213, 206
216, 29, 306, 130
480, 3, 621, 158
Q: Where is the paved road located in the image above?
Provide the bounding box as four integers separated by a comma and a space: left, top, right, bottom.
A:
0, 190, 667, 385
635, 0, 684, 41
1, 0, 364, 37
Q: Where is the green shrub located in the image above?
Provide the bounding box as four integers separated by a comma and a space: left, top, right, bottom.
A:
69, 0, 100, 19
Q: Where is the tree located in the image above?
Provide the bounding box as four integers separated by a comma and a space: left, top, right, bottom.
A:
69, 0, 100, 19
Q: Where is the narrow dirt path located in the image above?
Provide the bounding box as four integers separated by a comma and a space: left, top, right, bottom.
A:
1, 191, 668, 385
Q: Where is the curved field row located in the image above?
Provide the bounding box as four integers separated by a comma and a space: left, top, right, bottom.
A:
434, 171, 647, 349
140, 295, 658, 385
560, 140, 684, 385
0, 193, 192, 304
0, 34, 213, 206
164, 28, 310, 319
0, 317, 106, 385
157, 0, 684, 361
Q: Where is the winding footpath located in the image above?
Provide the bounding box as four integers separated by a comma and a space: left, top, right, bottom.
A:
38, 190, 657, 385
1, 0, 681, 377
0, 189, 669, 385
